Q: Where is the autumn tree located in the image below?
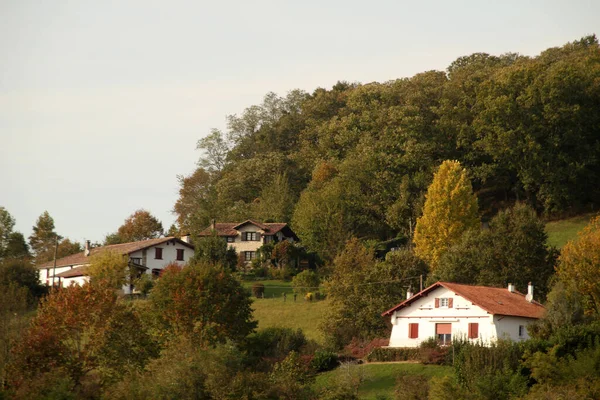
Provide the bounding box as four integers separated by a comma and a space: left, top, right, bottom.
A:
28, 211, 59, 264
6, 282, 157, 395
413, 160, 479, 271
193, 232, 237, 270
149, 262, 256, 346
113, 209, 164, 243
56, 238, 82, 259
87, 250, 131, 289
0, 207, 15, 259
556, 215, 600, 316
172, 167, 219, 236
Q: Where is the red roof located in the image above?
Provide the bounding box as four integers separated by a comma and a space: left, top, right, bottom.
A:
382, 281, 545, 319
37, 237, 194, 269
198, 221, 294, 237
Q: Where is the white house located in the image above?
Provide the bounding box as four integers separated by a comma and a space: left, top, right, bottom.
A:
195, 220, 299, 263
37, 237, 194, 293
382, 282, 545, 347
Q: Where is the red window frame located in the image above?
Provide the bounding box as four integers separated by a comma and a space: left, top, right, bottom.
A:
155, 247, 163, 260
176, 249, 184, 261
468, 323, 479, 339
408, 323, 419, 339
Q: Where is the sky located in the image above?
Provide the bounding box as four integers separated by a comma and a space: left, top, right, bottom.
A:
1, 0, 599, 245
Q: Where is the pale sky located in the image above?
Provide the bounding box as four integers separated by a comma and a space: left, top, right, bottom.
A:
1, 0, 599, 245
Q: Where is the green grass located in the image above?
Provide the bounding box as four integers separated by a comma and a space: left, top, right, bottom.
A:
314, 363, 453, 400
545, 213, 594, 248
242, 279, 294, 297
250, 298, 330, 344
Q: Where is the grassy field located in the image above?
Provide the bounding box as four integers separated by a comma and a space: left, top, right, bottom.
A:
545, 213, 594, 248
242, 279, 295, 297
314, 363, 453, 399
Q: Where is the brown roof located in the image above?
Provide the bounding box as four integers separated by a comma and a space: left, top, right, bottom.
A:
37, 237, 194, 269
382, 281, 545, 319
56, 266, 89, 278
198, 221, 293, 237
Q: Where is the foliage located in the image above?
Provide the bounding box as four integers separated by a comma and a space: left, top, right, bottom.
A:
292, 270, 320, 295
3, 232, 30, 260
366, 347, 421, 362
111, 209, 164, 243
6, 282, 157, 393
413, 160, 479, 271
310, 350, 338, 372
28, 211, 58, 263
197, 128, 230, 172
193, 231, 237, 270
0, 258, 46, 300
56, 238, 83, 259
254, 172, 297, 223
394, 373, 429, 400
0, 207, 16, 259
269, 351, 314, 399
0, 284, 30, 390
245, 327, 307, 361
149, 262, 257, 345
321, 239, 412, 348
556, 215, 600, 316
133, 273, 154, 296
433, 203, 556, 299
87, 250, 131, 289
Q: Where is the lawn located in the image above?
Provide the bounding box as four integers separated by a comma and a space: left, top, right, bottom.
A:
242, 279, 295, 297
545, 213, 594, 248
250, 295, 330, 344
314, 362, 453, 400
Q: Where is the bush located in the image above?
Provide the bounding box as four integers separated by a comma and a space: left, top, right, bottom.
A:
245, 327, 307, 361
305, 292, 314, 301
252, 283, 265, 298
394, 373, 429, 400
365, 347, 421, 362
310, 351, 339, 372
292, 270, 320, 295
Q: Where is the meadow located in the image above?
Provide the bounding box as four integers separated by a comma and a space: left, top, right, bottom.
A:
545, 213, 594, 248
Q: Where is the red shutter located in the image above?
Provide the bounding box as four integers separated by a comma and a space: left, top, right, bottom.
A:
408, 323, 419, 339
435, 298, 440, 308
436, 323, 451, 334
448, 298, 454, 308
468, 323, 479, 339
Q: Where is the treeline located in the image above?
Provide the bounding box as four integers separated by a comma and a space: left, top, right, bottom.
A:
175, 35, 600, 260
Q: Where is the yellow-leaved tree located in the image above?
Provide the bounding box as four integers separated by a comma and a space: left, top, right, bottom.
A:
413, 160, 479, 271
556, 215, 600, 316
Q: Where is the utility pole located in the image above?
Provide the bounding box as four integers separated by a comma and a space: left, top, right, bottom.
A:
51, 235, 59, 289
420, 274, 423, 292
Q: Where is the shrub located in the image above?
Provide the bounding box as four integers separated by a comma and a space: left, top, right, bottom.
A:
245, 327, 307, 361
252, 283, 265, 298
394, 373, 429, 400
292, 270, 320, 295
305, 292, 314, 301
365, 347, 421, 362
310, 351, 339, 372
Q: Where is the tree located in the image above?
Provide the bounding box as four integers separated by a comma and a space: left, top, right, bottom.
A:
56, 238, 82, 259
0, 207, 16, 259
0, 258, 46, 300
6, 282, 157, 394
197, 128, 230, 172
433, 203, 556, 299
413, 160, 479, 271
149, 262, 256, 345
87, 250, 131, 289
556, 215, 600, 316
254, 172, 296, 223
320, 239, 419, 348
173, 167, 219, 236
28, 211, 59, 264
192, 232, 237, 270
115, 209, 164, 243
4, 232, 30, 260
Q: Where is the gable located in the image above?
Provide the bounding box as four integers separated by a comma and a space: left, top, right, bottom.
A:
391, 286, 488, 317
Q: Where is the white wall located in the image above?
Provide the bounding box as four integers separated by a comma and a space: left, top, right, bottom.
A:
38, 265, 84, 285
388, 287, 537, 347
130, 239, 193, 273
62, 275, 90, 287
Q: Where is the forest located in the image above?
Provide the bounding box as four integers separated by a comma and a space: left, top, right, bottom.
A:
175, 35, 600, 262
0, 35, 600, 399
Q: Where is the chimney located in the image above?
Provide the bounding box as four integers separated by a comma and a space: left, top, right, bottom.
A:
84, 240, 91, 257
406, 287, 414, 300
526, 282, 534, 302
507, 283, 515, 293
210, 218, 216, 230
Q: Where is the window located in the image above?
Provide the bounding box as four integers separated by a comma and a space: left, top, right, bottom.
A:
245, 251, 256, 261
468, 323, 479, 339
436, 323, 452, 345
226, 236, 235, 243
435, 298, 453, 308
155, 248, 163, 259
518, 325, 525, 337
152, 268, 161, 277
264, 235, 273, 243
176, 249, 184, 261
243, 232, 260, 241
408, 323, 419, 339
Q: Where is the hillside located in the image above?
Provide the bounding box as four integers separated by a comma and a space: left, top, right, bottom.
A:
546, 213, 595, 248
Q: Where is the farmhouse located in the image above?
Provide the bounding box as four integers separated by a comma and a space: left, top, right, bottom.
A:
382, 281, 545, 347
195, 220, 299, 262
37, 237, 194, 293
